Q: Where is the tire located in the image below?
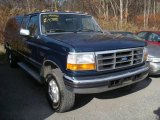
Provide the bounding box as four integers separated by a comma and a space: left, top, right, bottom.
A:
45, 67, 75, 113
6, 48, 18, 68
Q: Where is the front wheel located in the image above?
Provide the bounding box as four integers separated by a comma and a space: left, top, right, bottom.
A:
45, 67, 75, 112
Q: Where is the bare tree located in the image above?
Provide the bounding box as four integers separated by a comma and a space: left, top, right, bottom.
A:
119, 0, 123, 29
144, 0, 147, 28
124, 0, 129, 25
109, 0, 118, 29
146, 0, 151, 28
26, 0, 31, 12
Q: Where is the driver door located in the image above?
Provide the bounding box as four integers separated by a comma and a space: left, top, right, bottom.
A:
19, 15, 40, 66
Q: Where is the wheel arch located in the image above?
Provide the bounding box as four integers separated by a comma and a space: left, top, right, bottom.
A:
43, 59, 75, 112
5, 42, 11, 50
40, 60, 63, 81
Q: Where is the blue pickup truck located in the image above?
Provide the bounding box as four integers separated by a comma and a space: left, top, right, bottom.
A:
4, 11, 149, 112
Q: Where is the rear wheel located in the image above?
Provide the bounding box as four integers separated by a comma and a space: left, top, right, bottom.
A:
6, 48, 18, 68
45, 67, 75, 112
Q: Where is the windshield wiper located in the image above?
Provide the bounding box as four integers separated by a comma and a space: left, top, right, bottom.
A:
74, 28, 102, 33
75, 28, 95, 32
47, 29, 66, 33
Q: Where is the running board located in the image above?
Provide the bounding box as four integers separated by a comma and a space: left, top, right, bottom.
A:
18, 62, 41, 83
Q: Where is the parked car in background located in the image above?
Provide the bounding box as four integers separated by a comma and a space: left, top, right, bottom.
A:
110, 31, 143, 41
111, 31, 160, 75
147, 44, 160, 75
136, 31, 160, 46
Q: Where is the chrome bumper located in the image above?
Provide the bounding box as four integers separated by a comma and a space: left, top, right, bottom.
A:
64, 63, 149, 94
149, 62, 160, 75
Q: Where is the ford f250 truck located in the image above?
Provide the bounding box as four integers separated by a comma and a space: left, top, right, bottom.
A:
4, 11, 149, 112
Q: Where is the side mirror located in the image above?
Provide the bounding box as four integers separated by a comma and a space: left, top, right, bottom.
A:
20, 28, 30, 36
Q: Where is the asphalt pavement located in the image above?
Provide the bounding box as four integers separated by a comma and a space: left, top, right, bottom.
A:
0, 63, 160, 120
0, 64, 53, 120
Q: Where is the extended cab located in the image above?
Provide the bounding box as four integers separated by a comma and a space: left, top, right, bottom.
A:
4, 12, 149, 112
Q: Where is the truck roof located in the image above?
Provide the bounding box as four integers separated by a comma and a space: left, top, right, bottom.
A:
23, 11, 90, 16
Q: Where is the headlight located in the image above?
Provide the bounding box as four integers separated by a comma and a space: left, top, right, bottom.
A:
67, 52, 96, 71
147, 55, 160, 63
143, 47, 148, 61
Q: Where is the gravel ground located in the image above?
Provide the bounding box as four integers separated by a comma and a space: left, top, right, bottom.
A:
0, 63, 160, 120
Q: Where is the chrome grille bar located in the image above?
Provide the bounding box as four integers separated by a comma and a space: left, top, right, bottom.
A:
96, 47, 144, 71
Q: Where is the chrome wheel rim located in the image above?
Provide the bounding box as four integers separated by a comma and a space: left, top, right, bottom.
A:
9, 53, 12, 63
48, 79, 60, 108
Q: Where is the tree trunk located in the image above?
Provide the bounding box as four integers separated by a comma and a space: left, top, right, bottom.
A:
146, 0, 151, 28
120, 0, 123, 29
26, 0, 31, 12
125, 0, 129, 25
110, 0, 118, 29
153, 0, 156, 26
106, 3, 109, 22
144, 0, 147, 29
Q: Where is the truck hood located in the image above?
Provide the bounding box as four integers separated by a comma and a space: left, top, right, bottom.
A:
46, 33, 146, 52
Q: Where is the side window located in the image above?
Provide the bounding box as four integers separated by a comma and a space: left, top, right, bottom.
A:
148, 33, 160, 42
27, 15, 39, 36
137, 32, 147, 40
21, 16, 30, 29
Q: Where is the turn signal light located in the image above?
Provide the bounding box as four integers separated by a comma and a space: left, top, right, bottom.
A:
67, 63, 96, 71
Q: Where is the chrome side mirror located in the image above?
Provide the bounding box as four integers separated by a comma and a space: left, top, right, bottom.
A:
20, 28, 30, 36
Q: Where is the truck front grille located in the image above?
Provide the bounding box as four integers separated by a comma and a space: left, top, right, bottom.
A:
96, 47, 144, 71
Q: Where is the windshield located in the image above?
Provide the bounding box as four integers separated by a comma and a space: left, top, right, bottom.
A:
41, 13, 102, 34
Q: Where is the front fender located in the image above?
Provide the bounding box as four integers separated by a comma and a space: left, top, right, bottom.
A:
40, 55, 67, 78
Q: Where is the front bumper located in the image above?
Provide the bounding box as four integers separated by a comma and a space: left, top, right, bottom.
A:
64, 63, 149, 94
149, 62, 160, 75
